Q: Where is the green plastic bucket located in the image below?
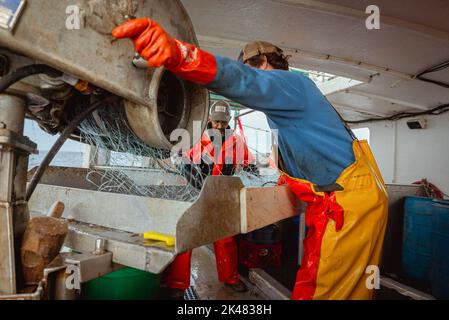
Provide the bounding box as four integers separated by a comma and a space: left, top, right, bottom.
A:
81, 267, 161, 300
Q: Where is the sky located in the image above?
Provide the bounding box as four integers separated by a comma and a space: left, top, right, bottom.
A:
24, 119, 86, 152
231, 110, 272, 156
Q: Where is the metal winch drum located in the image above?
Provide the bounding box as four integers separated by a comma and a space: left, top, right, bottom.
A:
0, 0, 210, 150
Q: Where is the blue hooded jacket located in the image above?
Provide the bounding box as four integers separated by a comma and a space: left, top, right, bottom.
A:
207, 56, 355, 186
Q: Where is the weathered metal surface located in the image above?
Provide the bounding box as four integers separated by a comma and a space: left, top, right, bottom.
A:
123, 67, 209, 149
107, 167, 187, 187
1, 1, 210, 149
64, 251, 118, 283
28, 184, 191, 235
0, 205, 16, 295
26, 175, 309, 279
240, 185, 300, 234
27, 166, 187, 191
63, 220, 175, 274
52, 270, 79, 300
0, 281, 44, 300
0, 250, 122, 300
0, 129, 37, 154
28, 176, 308, 255
0, 95, 32, 295
124, 68, 186, 150
40, 254, 70, 300
176, 176, 244, 252
27, 166, 97, 191
0, 0, 196, 106
0, 95, 25, 132
50, 251, 123, 300
0, 250, 68, 300
29, 177, 247, 256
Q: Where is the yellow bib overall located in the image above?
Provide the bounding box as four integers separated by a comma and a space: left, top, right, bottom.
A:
279, 140, 388, 300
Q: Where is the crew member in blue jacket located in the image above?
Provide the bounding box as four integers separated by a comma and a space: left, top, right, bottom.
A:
113, 18, 388, 300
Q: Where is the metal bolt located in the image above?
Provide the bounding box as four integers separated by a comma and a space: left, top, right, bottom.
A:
93, 238, 106, 255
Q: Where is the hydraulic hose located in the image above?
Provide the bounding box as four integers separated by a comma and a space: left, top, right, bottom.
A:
26, 95, 118, 201
0, 64, 62, 94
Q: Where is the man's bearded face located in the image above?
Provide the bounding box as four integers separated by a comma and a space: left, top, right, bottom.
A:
210, 120, 229, 136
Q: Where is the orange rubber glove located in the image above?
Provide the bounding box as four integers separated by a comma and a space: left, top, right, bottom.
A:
112, 18, 217, 85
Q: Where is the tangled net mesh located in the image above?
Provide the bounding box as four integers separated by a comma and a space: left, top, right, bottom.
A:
77, 104, 279, 203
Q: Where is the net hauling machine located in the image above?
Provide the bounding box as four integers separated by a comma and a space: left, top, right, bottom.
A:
0, 0, 300, 299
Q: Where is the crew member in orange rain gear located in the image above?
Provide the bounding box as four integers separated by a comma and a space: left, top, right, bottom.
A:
163, 101, 257, 299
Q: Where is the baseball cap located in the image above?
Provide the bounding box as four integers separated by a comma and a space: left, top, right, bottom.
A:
238, 41, 284, 63
210, 100, 232, 122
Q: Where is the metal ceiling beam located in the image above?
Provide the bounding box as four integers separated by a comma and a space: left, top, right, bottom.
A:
197, 35, 414, 81
268, 0, 449, 41
347, 89, 430, 111
318, 76, 364, 96
332, 102, 387, 118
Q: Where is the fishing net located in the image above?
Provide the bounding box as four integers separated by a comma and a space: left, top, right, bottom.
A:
77, 103, 279, 203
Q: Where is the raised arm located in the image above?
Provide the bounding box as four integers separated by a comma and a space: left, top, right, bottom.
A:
207, 56, 304, 114
112, 18, 303, 115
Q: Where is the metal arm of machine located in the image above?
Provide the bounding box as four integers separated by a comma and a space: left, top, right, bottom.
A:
0, 0, 210, 150
27, 173, 302, 274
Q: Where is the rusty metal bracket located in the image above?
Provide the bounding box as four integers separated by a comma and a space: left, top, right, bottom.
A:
0, 129, 37, 154
0, 255, 66, 300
